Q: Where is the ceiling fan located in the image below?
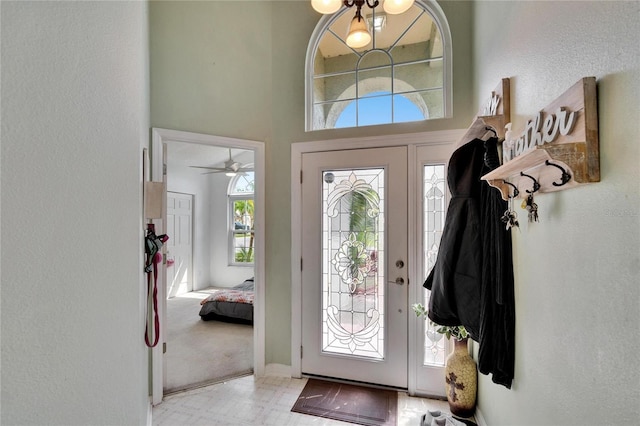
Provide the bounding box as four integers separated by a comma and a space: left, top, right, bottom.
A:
189, 149, 253, 175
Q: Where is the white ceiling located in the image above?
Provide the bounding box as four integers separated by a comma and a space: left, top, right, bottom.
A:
166, 142, 254, 174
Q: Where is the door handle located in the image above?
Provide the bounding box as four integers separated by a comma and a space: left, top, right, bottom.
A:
390, 277, 404, 285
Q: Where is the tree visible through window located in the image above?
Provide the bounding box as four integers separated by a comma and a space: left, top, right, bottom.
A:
228, 172, 254, 265
306, 1, 452, 130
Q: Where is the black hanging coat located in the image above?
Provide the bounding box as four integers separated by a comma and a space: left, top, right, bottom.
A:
423, 138, 486, 340
478, 138, 515, 389
423, 137, 515, 388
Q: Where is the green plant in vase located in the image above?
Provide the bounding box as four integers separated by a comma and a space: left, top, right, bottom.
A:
412, 303, 468, 340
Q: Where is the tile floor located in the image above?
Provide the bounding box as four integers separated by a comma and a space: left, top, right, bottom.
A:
152, 375, 452, 426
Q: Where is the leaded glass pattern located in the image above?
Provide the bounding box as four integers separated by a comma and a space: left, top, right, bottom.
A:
423, 164, 446, 366
322, 169, 385, 359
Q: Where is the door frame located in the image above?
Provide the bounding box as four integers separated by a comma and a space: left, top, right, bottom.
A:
151, 128, 265, 405
291, 129, 465, 395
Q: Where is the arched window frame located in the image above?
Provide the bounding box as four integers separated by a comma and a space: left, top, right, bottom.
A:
304, 0, 453, 131
227, 170, 255, 266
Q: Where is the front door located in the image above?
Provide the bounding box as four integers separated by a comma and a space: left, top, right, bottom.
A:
301, 146, 408, 388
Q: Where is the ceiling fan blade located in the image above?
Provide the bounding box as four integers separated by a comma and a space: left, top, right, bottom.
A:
189, 149, 250, 175
189, 166, 227, 171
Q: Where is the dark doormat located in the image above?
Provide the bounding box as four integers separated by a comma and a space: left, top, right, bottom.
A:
291, 379, 397, 426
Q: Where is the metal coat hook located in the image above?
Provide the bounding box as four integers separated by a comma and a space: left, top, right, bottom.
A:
545, 160, 571, 186
485, 126, 497, 138
503, 180, 519, 198
520, 171, 541, 194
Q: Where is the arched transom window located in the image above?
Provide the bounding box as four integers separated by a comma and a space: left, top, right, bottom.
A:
306, 0, 452, 131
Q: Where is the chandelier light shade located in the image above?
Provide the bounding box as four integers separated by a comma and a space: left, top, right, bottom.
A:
311, 0, 415, 49
346, 13, 372, 48
311, 0, 343, 14
382, 0, 414, 15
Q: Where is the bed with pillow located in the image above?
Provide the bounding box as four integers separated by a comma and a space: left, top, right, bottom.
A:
199, 278, 254, 324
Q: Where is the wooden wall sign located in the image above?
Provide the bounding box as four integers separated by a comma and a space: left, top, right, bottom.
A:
482, 77, 599, 199
456, 78, 511, 146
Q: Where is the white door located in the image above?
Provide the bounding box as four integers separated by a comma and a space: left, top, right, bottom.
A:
166, 192, 193, 297
301, 146, 408, 388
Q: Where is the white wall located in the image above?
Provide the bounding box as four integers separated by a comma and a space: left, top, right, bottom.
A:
472, 2, 640, 424
1, 1, 150, 424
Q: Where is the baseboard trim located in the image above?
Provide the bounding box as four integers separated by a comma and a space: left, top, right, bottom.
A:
163, 371, 254, 397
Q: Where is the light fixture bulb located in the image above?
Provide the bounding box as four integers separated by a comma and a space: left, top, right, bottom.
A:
383, 0, 414, 15
225, 172, 237, 177
311, 0, 342, 14
346, 14, 372, 49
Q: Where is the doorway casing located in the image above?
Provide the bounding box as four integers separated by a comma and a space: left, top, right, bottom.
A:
150, 128, 265, 405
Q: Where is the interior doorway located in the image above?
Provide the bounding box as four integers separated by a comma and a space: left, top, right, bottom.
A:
150, 128, 265, 405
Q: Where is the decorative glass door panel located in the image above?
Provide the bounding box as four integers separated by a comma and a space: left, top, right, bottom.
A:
301, 147, 408, 388
423, 164, 446, 366
322, 169, 385, 359
413, 143, 454, 397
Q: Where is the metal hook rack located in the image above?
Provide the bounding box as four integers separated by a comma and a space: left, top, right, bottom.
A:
481, 77, 599, 200
502, 180, 519, 198
520, 171, 541, 194
485, 126, 497, 138
545, 160, 572, 187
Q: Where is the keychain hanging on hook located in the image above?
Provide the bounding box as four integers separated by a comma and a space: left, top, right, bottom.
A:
501, 181, 520, 231
522, 194, 539, 223
519, 171, 540, 223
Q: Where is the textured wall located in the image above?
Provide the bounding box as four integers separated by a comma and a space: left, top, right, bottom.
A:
1, 1, 150, 424
472, 1, 640, 424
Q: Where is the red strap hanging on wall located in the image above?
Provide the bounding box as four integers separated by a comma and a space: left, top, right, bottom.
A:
145, 224, 168, 348
145, 257, 160, 347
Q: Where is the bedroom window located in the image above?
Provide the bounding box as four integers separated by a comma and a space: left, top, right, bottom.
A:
305, 0, 453, 130
228, 171, 255, 265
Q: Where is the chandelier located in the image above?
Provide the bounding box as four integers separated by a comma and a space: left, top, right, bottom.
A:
311, 0, 415, 48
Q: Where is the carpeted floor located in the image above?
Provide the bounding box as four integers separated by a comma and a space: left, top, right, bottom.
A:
164, 289, 253, 394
